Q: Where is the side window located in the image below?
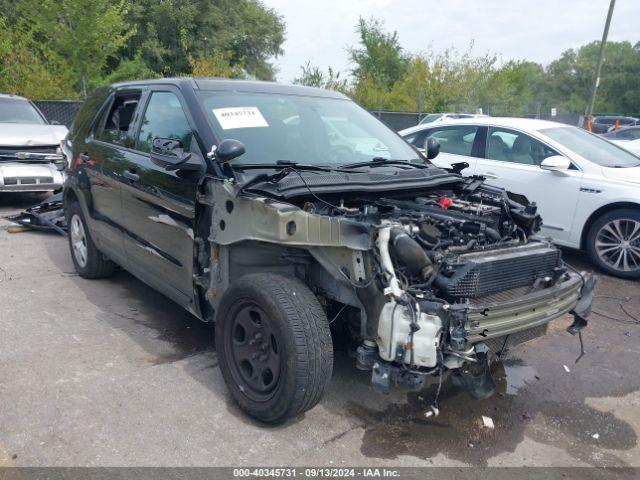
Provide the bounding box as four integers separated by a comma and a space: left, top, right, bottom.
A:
137, 92, 193, 153
402, 132, 418, 144
402, 130, 427, 148
96, 92, 141, 147
428, 126, 478, 156
486, 127, 559, 165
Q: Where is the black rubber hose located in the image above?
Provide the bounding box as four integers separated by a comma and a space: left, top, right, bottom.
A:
390, 227, 434, 280
485, 227, 501, 242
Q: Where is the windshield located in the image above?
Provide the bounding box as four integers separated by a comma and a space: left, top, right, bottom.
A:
0, 98, 46, 124
420, 114, 442, 124
199, 91, 420, 167
540, 126, 640, 168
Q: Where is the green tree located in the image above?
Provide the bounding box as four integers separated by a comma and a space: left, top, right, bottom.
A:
0, 16, 76, 99
349, 17, 409, 109
188, 50, 245, 78
123, 0, 285, 80
104, 53, 159, 84
293, 62, 349, 92
15, 0, 132, 96
545, 41, 640, 115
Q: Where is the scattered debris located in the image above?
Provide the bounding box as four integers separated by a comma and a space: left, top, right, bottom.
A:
592, 433, 600, 440
481, 415, 495, 429
625, 331, 631, 337
6, 192, 66, 236
6, 225, 31, 233
563, 365, 571, 373
424, 405, 440, 418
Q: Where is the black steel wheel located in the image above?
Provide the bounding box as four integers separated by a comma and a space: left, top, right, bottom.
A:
224, 302, 281, 402
215, 273, 333, 424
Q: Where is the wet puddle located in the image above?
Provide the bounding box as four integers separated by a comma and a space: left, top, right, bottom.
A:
499, 358, 538, 395
346, 358, 637, 466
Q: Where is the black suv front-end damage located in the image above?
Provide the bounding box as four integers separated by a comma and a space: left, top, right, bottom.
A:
198, 167, 595, 403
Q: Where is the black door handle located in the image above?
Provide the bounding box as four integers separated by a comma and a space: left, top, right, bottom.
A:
123, 169, 140, 182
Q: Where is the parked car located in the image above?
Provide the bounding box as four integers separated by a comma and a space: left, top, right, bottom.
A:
603, 126, 640, 155
0, 93, 68, 192
591, 115, 640, 134
400, 117, 640, 278
63, 79, 593, 423
418, 112, 488, 125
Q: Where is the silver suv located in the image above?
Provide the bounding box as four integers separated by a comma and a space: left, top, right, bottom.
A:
0, 94, 68, 192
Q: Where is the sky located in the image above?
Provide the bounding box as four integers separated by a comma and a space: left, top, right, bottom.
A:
261, 0, 640, 83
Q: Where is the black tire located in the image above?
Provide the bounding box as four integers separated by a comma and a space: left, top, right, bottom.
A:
215, 273, 333, 424
66, 201, 115, 279
586, 208, 640, 279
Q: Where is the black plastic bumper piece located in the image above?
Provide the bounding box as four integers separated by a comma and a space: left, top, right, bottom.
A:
567, 272, 596, 335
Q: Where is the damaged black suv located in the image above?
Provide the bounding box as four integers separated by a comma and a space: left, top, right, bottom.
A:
63, 78, 595, 423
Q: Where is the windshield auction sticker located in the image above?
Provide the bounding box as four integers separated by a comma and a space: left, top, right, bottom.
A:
213, 106, 269, 130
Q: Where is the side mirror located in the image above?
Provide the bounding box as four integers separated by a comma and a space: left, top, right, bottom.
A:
423, 137, 440, 160
540, 155, 571, 172
150, 137, 192, 170
214, 139, 245, 163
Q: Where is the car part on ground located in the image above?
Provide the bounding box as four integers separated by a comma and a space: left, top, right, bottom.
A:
63, 78, 595, 423
6, 192, 66, 235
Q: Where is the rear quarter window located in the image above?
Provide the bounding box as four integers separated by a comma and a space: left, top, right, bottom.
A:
69, 88, 111, 139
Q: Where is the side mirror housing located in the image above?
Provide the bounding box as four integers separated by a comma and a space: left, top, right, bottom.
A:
150, 137, 193, 170
540, 155, 571, 173
423, 137, 440, 160
213, 139, 245, 163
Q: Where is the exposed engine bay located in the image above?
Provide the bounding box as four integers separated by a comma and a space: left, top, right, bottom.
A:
204, 169, 595, 405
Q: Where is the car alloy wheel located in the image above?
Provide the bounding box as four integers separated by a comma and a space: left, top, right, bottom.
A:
595, 218, 640, 273
225, 301, 281, 402
70, 214, 88, 268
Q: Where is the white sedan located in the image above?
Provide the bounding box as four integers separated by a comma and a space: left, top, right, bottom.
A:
400, 117, 640, 279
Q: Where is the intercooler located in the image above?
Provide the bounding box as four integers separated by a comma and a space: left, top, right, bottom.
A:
434, 243, 562, 298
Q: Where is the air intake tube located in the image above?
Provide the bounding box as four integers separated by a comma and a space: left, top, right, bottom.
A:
390, 227, 434, 280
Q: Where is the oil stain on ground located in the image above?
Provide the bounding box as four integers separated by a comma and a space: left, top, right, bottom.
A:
347, 358, 637, 466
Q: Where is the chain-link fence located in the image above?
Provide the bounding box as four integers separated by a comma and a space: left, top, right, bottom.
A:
369, 111, 428, 131
32, 100, 590, 133
34, 100, 82, 127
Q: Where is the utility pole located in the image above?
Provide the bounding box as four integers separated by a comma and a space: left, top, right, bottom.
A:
586, 0, 616, 120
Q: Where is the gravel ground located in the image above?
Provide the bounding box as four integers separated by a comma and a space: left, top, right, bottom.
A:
0, 193, 638, 467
